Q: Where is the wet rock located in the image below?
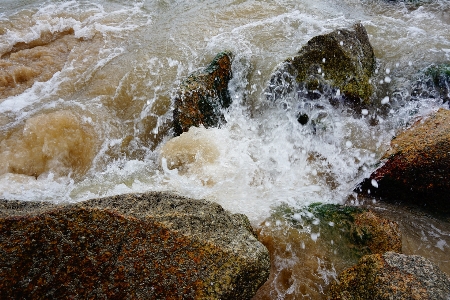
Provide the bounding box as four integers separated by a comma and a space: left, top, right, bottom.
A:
253, 203, 401, 299
266, 23, 375, 114
0, 192, 270, 299
328, 252, 450, 299
173, 51, 233, 136
303, 203, 401, 256
357, 108, 450, 215
412, 63, 450, 104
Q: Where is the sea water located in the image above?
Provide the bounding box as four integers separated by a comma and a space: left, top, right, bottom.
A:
1, 0, 449, 298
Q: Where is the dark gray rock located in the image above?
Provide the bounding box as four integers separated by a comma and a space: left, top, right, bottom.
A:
0, 192, 270, 299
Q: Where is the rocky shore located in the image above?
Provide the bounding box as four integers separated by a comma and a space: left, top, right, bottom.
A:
1, 18, 449, 299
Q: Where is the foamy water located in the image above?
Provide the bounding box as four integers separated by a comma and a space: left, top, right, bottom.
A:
1, 0, 449, 297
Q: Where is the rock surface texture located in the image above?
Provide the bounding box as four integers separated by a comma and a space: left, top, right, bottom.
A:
328, 252, 450, 299
0, 192, 270, 299
357, 108, 450, 215
266, 23, 375, 109
173, 51, 233, 136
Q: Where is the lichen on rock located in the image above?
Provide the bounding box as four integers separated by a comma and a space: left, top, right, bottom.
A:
0, 192, 270, 299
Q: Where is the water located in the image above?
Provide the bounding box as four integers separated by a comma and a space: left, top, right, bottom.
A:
1, 0, 449, 298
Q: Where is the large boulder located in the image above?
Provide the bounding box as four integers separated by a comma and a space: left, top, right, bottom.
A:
357, 108, 450, 215
328, 252, 450, 299
173, 51, 233, 136
0, 192, 270, 299
266, 23, 375, 113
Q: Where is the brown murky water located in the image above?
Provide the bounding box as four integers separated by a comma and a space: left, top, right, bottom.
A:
0, 110, 97, 178
0, 0, 449, 298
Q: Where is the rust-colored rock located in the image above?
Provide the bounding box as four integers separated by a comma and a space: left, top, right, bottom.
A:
328, 252, 450, 299
357, 108, 450, 214
0, 192, 270, 299
173, 51, 233, 136
353, 210, 402, 254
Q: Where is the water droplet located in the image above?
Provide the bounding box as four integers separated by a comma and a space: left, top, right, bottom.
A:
381, 96, 389, 104
371, 179, 378, 188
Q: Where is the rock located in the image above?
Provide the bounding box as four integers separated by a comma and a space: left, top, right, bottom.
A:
266, 23, 375, 114
357, 108, 450, 215
304, 203, 402, 256
353, 210, 402, 255
253, 203, 401, 299
173, 51, 233, 136
412, 63, 450, 104
328, 252, 450, 299
0, 192, 270, 299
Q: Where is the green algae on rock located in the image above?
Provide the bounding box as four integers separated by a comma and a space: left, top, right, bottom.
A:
272, 203, 401, 258
357, 108, 450, 215
328, 252, 450, 300
253, 203, 401, 299
266, 23, 376, 110
173, 51, 233, 136
425, 63, 450, 103
411, 62, 450, 104
0, 192, 269, 299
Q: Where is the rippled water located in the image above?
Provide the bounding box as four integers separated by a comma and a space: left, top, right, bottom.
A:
1, 0, 449, 298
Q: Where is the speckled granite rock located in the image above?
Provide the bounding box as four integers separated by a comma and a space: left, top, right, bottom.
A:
328, 252, 450, 299
353, 210, 402, 255
266, 23, 375, 111
357, 108, 450, 215
173, 51, 233, 136
0, 192, 270, 299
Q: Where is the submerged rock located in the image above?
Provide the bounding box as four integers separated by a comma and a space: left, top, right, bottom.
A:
173, 51, 233, 136
0, 192, 269, 299
253, 203, 401, 299
328, 252, 450, 299
266, 22, 376, 117
357, 108, 450, 215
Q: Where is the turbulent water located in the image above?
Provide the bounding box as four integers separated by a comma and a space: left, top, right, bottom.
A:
1, 0, 449, 298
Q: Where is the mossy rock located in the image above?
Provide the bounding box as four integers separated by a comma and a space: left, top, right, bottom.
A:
411, 62, 450, 104
266, 23, 376, 110
255, 202, 401, 298
268, 202, 401, 261
173, 51, 233, 136
426, 63, 450, 103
